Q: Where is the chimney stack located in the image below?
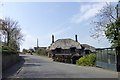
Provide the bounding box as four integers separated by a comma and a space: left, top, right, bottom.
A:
75, 35, 78, 42
37, 38, 39, 47
52, 35, 54, 43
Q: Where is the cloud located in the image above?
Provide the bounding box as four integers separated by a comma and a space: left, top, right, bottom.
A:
71, 2, 107, 24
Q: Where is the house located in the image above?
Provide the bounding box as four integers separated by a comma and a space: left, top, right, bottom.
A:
48, 35, 82, 64
34, 38, 47, 51
80, 44, 96, 56
34, 47, 47, 51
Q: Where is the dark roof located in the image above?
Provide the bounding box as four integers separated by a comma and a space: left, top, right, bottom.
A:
49, 39, 81, 50
39, 47, 47, 49
34, 47, 47, 50
81, 44, 96, 52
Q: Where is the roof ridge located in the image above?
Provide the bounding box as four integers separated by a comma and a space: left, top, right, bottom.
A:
49, 38, 81, 50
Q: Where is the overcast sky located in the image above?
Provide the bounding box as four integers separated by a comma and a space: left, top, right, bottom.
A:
0, 0, 118, 50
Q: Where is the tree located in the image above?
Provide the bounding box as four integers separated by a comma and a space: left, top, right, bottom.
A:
105, 17, 120, 47
1, 17, 24, 50
91, 1, 120, 47
22, 48, 28, 53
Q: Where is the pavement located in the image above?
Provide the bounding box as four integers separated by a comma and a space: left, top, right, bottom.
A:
2, 54, 118, 78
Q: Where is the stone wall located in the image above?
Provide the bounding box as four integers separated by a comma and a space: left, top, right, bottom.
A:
2, 54, 20, 71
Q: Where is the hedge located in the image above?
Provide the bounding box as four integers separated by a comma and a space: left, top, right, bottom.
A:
76, 54, 96, 66
1, 45, 18, 55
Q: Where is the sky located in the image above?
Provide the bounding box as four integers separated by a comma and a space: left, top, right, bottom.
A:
0, 1, 118, 51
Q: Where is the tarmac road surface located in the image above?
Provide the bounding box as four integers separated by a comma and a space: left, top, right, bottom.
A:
3, 54, 118, 78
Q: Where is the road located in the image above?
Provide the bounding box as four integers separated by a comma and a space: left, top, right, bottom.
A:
3, 54, 118, 78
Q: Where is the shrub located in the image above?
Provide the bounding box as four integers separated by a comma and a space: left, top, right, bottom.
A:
76, 54, 96, 66
2, 45, 18, 55
36, 49, 47, 56
2, 45, 16, 51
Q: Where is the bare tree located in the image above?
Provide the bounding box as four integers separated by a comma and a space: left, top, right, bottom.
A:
91, 1, 120, 47
1, 17, 24, 50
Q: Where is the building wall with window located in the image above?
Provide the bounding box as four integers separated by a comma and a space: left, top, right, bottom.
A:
48, 35, 82, 63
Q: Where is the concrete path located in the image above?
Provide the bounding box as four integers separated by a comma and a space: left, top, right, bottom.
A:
3, 54, 118, 78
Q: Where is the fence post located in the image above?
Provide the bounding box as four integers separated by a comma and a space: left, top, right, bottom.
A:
116, 47, 120, 72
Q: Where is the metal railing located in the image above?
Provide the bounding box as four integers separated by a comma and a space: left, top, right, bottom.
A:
96, 47, 120, 71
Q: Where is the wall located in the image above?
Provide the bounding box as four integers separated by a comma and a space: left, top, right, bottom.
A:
2, 54, 20, 71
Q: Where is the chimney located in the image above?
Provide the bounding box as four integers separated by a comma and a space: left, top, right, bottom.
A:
75, 35, 78, 42
52, 35, 54, 43
37, 38, 39, 47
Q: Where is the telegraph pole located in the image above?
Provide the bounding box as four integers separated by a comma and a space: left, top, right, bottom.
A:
115, 1, 120, 72
116, 3, 120, 46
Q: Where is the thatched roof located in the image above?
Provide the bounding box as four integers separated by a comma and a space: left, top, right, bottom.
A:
49, 39, 81, 50
81, 44, 96, 52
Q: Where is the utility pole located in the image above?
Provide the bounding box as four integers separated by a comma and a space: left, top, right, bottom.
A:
115, 1, 120, 72
116, 4, 119, 19
115, 1, 120, 46
0, 20, 2, 44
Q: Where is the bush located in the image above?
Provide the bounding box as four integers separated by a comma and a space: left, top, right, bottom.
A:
36, 48, 47, 56
2, 45, 16, 51
1, 45, 18, 55
76, 54, 96, 66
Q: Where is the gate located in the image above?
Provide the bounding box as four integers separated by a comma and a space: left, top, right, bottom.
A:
96, 47, 120, 71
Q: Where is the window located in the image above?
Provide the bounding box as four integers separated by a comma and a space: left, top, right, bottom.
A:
56, 48, 61, 53
70, 47, 76, 52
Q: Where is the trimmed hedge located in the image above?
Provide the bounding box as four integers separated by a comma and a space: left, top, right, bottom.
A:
2, 45, 16, 51
2, 50, 18, 55
1, 45, 18, 55
76, 54, 96, 66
